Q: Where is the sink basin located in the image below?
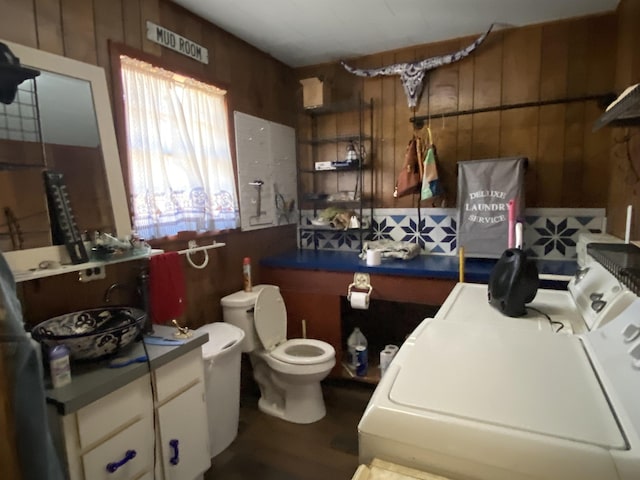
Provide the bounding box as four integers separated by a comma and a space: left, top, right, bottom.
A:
31, 306, 146, 361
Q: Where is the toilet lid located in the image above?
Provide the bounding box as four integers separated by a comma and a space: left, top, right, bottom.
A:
254, 285, 287, 351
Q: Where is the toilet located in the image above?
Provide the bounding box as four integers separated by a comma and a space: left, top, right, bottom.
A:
221, 284, 336, 424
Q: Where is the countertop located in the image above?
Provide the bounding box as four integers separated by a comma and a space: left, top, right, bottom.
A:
260, 249, 577, 284
45, 325, 207, 415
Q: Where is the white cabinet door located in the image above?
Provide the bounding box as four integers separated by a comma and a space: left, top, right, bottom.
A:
157, 381, 210, 480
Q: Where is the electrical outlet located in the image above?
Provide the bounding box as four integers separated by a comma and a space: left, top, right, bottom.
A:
78, 265, 106, 282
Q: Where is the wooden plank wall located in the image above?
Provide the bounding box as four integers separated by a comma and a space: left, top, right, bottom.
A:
0, 0, 298, 329
295, 14, 618, 210
607, 0, 640, 240
0, 3, 297, 477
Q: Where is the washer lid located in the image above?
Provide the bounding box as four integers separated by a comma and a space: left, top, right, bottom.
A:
436, 283, 583, 334
254, 285, 287, 351
390, 320, 625, 449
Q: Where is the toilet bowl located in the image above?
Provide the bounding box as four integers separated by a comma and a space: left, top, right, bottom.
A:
221, 285, 336, 424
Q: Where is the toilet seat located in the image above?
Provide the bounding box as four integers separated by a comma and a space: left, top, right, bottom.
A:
271, 339, 335, 365
254, 286, 335, 366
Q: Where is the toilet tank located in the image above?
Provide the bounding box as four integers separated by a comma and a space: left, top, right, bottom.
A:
221, 285, 274, 352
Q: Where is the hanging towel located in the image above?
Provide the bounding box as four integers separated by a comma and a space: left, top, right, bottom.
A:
149, 251, 186, 324
421, 144, 442, 201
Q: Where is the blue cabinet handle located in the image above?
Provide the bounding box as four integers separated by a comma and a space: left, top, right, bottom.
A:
106, 449, 136, 473
169, 439, 180, 465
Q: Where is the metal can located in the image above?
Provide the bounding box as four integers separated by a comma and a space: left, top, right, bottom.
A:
355, 345, 368, 376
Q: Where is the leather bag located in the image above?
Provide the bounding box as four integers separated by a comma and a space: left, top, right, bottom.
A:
394, 135, 423, 198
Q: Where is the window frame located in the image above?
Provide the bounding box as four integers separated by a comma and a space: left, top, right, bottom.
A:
109, 41, 240, 245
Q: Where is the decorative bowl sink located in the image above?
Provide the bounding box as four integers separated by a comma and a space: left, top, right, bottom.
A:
31, 306, 146, 361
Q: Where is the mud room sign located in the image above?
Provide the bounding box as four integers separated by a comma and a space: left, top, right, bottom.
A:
146, 21, 209, 64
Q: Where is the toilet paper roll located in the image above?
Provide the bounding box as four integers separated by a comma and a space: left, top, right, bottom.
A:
350, 291, 369, 310
380, 349, 394, 378
366, 249, 381, 266
385, 344, 399, 359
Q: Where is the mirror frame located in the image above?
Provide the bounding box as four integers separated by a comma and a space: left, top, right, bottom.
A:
1, 39, 131, 273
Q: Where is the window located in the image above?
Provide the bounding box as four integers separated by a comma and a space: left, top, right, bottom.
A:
119, 55, 239, 240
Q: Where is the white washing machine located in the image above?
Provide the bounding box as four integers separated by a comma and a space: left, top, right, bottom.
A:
359, 244, 640, 480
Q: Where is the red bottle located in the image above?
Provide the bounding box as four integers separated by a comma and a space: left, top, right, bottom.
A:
243, 257, 252, 292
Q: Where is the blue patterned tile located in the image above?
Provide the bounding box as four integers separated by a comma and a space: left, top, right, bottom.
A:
390, 215, 408, 225
371, 217, 395, 241
430, 215, 448, 225
525, 214, 603, 259
575, 216, 595, 226
300, 208, 603, 259
400, 218, 424, 246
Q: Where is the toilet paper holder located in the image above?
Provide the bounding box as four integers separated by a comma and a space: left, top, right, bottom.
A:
347, 272, 373, 301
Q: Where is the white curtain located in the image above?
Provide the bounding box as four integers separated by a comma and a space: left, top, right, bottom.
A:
120, 55, 239, 240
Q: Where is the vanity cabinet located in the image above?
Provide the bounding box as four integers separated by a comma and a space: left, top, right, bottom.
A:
49, 345, 210, 480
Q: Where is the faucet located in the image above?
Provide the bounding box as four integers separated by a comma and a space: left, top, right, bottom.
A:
104, 282, 133, 303
103, 270, 153, 335
137, 270, 152, 334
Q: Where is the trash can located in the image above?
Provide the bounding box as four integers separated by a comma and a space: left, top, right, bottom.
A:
196, 322, 245, 458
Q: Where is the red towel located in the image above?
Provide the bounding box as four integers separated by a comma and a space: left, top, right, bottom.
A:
149, 252, 186, 324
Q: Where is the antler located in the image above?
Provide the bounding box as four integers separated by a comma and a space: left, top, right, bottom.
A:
341, 24, 494, 107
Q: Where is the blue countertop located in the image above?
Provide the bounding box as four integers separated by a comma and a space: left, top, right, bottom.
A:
261, 249, 577, 285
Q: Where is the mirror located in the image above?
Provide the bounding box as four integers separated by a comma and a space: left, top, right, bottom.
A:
0, 39, 131, 273
0, 69, 112, 252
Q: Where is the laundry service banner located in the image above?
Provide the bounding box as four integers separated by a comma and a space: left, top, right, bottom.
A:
457, 157, 527, 258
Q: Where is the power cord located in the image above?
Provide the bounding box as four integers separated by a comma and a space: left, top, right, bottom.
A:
139, 336, 158, 478
526, 306, 564, 333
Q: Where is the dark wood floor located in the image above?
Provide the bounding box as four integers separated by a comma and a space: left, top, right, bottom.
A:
205, 381, 374, 480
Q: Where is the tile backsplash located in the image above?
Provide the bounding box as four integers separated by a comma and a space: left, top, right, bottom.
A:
299, 208, 606, 260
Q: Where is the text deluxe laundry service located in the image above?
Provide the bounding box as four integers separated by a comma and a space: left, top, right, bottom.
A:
465, 190, 508, 224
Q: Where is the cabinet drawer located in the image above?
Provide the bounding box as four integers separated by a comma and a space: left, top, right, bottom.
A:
154, 348, 204, 404
81, 417, 153, 480
76, 375, 151, 449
